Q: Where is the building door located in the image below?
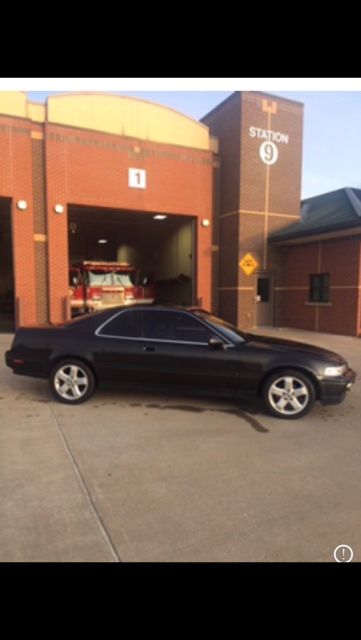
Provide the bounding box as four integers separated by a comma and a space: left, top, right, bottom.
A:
255, 275, 273, 327
0, 198, 15, 332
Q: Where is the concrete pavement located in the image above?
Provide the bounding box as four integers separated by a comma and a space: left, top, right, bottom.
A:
1, 328, 360, 562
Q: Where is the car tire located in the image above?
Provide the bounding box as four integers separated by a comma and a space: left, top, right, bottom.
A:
262, 369, 316, 419
50, 359, 96, 404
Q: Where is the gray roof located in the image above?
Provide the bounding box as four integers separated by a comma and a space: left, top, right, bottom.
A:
269, 188, 361, 243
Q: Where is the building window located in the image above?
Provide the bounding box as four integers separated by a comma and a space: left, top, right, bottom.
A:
309, 273, 330, 303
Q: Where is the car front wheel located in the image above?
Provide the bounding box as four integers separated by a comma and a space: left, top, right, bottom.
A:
262, 369, 316, 419
50, 359, 96, 404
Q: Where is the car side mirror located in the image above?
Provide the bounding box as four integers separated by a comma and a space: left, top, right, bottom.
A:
208, 337, 226, 350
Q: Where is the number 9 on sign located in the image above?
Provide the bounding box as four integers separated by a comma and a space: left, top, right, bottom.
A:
259, 141, 278, 165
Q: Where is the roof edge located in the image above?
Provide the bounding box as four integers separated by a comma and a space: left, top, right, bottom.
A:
47, 92, 210, 132
345, 187, 361, 218
269, 218, 361, 244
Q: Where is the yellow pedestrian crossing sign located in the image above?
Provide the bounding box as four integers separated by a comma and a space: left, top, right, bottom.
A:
239, 252, 258, 276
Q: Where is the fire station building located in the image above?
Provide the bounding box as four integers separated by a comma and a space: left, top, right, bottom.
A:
1, 90, 360, 336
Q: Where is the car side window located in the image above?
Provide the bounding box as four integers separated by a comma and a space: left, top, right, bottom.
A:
99, 310, 141, 337
141, 310, 213, 343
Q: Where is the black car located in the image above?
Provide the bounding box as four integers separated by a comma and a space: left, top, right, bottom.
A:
5, 305, 356, 419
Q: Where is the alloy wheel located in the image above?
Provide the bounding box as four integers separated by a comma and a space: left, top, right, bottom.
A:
54, 364, 89, 401
268, 375, 310, 416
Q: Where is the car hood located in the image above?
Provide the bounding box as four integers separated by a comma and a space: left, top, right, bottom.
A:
245, 333, 346, 364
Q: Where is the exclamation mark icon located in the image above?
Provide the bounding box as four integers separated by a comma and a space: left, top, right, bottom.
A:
334, 544, 353, 562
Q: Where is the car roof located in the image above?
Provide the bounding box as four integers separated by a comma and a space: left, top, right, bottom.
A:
63, 304, 205, 328
100, 304, 203, 312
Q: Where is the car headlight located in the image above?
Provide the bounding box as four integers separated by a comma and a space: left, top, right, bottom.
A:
324, 364, 347, 377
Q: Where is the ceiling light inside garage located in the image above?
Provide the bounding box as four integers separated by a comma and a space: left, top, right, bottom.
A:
98, 239, 108, 244
153, 215, 167, 220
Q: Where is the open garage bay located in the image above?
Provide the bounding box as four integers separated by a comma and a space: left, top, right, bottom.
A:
68, 205, 196, 307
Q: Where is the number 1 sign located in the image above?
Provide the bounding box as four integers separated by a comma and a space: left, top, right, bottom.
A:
128, 168, 147, 189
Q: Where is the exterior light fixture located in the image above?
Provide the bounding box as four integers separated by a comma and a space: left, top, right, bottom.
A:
153, 215, 167, 220
54, 204, 65, 214
201, 219, 210, 227
16, 200, 28, 211
98, 239, 108, 244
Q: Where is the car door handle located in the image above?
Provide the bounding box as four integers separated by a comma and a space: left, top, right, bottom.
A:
142, 346, 155, 352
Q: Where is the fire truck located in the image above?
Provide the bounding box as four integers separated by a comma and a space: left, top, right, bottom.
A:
69, 261, 155, 315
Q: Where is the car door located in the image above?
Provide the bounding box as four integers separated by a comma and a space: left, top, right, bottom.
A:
93, 308, 146, 383
137, 309, 240, 396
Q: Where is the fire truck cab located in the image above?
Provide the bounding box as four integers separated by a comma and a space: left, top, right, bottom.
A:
69, 261, 155, 315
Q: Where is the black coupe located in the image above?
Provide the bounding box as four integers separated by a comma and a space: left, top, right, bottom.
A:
5, 305, 356, 419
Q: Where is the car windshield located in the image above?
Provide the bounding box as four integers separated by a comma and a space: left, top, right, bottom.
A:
194, 310, 249, 343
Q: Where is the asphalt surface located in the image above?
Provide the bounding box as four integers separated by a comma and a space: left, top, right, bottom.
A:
0, 328, 360, 562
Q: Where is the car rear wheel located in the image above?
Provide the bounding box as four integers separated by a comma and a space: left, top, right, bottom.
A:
262, 369, 316, 419
50, 359, 96, 404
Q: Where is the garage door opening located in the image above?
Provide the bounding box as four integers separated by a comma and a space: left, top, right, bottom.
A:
0, 198, 15, 332
68, 205, 196, 311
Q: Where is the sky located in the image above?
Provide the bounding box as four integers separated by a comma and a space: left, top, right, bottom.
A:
25, 87, 361, 200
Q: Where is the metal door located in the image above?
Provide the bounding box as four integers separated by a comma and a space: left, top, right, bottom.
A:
255, 275, 273, 326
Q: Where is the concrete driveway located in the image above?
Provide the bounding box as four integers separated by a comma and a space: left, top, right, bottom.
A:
0, 328, 360, 562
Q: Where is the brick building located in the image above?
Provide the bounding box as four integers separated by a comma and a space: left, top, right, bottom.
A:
269, 188, 361, 336
1, 90, 359, 336
201, 92, 303, 328
0, 92, 215, 331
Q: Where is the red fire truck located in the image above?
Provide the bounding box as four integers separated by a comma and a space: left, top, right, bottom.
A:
69, 261, 155, 315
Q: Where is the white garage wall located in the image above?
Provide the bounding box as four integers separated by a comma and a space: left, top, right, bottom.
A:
157, 222, 192, 280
